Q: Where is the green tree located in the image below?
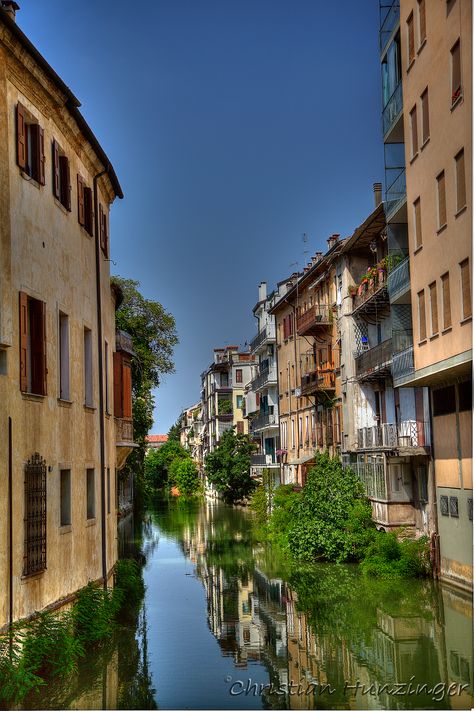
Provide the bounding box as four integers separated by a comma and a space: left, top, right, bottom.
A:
205, 429, 257, 504
144, 440, 189, 490
111, 277, 178, 507
169, 457, 200, 497
167, 416, 182, 442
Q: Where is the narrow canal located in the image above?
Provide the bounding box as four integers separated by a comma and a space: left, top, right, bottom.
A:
30, 497, 473, 710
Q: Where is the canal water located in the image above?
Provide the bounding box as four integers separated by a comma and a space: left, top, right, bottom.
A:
29, 497, 473, 710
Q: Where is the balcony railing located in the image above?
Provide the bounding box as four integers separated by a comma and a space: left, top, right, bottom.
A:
385, 168, 406, 219
355, 338, 392, 380
116, 417, 134, 443
392, 345, 414, 382
301, 368, 336, 396
387, 255, 410, 302
382, 81, 403, 138
357, 421, 430, 449
296, 305, 332, 336
250, 365, 277, 391
250, 412, 278, 432
250, 324, 276, 354
251, 454, 277, 466
351, 270, 388, 314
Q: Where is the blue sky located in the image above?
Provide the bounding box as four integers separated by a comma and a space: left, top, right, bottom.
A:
19, 1, 385, 433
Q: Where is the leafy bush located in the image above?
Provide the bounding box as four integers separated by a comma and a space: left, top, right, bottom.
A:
249, 485, 268, 527
145, 440, 190, 490
73, 583, 119, 646
169, 457, 200, 497
267, 485, 301, 549
360, 532, 431, 578
205, 429, 257, 504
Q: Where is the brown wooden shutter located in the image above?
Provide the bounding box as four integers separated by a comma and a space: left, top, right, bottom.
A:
19, 291, 28, 392
77, 174, 85, 225
429, 282, 438, 334
455, 149, 466, 211
99, 203, 104, 248
38, 126, 45, 185
52, 140, 60, 198
441, 272, 451, 329
421, 89, 429, 144
84, 187, 93, 235
407, 13, 414, 64
415, 388, 425, 445
16, 103, 27, 169
460, 259, 471, 319
40, 300, 47, 395
418, 0, 426, 43
113, 351, 123, 417
103, 211, 108, 257
437, 172, 446, 228
123, 358, 132, 418
60, 156, 71, 210
418, 290, 426, 341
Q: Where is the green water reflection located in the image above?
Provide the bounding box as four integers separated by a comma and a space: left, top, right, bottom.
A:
24, 497, 473, 710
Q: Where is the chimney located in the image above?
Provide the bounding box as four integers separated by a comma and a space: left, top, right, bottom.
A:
1, 1, 19, 20
327, 234, 339, 250
373, 182, 382, 207
258, 281, 267, 302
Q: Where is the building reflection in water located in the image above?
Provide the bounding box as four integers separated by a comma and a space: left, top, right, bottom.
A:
183, 501, 473, 711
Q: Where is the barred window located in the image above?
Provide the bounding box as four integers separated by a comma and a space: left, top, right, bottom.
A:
440, 495, 449, 516
449, 496, 459, 518
24, 453, 47, 575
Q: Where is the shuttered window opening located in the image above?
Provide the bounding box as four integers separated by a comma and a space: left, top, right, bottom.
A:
236, 421, 244, 435
441, 272, 452, 329
59, 312, 70, 400
417, 289, 426, 341
113, 351, 133, 419
24, 453, 47, 576
451, 39, 461, 104
86, 468, 95, 519
16, 102, 45, 184
460, 258, 471, 319
99, 204, 109, 257
436, 171, 446, 229
407, 13, 415, 65
84, 327, 93, 407
77, 174, 94, 235
413, 197, 422, 248
410, 105, 418, 157
417, 0, 426, 45
455, 149, 466, 212
421, 88, 429, 144
60, 469, 71, 526
52, 139, 71, 210
19, 292, 47, 395
429, 281, 438, 335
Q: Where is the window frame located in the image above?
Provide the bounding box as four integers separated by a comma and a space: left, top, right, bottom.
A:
436, 170, 447, 230
19, 292, 47, 396
459, 259, 471, 320
60, 468, 72, 527
16, 102, 45, 185
52, 139, 71, 211
454, 148, 466, 213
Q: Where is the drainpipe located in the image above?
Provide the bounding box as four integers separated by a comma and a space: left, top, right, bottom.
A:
428, 390, 440, 578
93, 167, 108, 588
8, 416, 13, 635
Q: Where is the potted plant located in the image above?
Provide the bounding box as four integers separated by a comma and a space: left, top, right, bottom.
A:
348, 284, 357, 297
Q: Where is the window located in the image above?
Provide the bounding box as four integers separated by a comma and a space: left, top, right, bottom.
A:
413, 197, 422, 249
283, 313, 294, 340
52, 140, 71, 210
441, 273, 452, 329
113, 351, 133, 418
84, 327, 93, 407
24, 453, 47, 575
455, 149, 466, 212
432, 385, 456, 416
417, 290, 426, 341
417, 0, 426, 45
407, 13, 415, 66
436, 171, 446, 229
451, 39, 461, 104
105, 341, 109, 413
99, 203, 109, 257
410, 105, 418, 156
460, 259, 471, 319
235, 369, 243, 383
291, 418, 295, 449
281, 420, 287, 449
77, 174, 93, 235
59, 312, 70, 400
86, 468, 95, 519
16, 103, 45, 184
106, 468, 111, 515
60, 469, 71, 526
236, 421, 244, 435
440, 495, 449, 516
236, 395, 243, 409
458, 383, 471, 412
449, 496, 459, 518
298, 416, 303, 445
421, 88, 429, 144
429, 282, 438, 335
19, 292, 47, 395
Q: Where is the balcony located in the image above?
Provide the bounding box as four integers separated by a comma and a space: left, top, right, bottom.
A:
382, 81, 403, 142
351, 267, 389, 322
115, 417, 137, 470
357, 421, 430, 450
250, 365, 277, 391
355, 338, 392, 381
387, 255, 410, 303
385, 168, 406, 221
250, 412, 278, 432
392, 344, 414, 383
251, 454, 278, 466
380, 0, 400, 56
250, 324, 276, 354
296, 305, 332, 336
301, 367, 336, 396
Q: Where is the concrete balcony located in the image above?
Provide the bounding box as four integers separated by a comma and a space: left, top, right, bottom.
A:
250, 365, 277, 391
387, 255, 410, 304
357, 423, 397, 449
355, 338, 392, 382
115, 417, 138, 470
249, 412, 278, 433
301, 367, 336, 396
357, 421, 430, 451
249, 324, 276, 354
296, 305, 332, 336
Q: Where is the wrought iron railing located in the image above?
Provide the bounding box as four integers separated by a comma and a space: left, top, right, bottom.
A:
296, 305, 332, 334
301, 368, 336, 395
250, 412, 278, 431
382, 81, 403, 137
398, 420, 430, 447
387, 256, 410, 301
355, 338, 393, 378
357, 423, 397, 449
392, 345, 414, 381
251, 453, 277, 466
249, 324, 276, 353
352, 270, 388, 312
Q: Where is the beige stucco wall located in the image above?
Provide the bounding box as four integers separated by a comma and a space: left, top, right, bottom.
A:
401, 0, 472, 371
0, 31, 120, 626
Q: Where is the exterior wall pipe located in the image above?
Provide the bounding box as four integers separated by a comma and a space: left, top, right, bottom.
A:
93, 167, 108, 588
8, 416, 13, 633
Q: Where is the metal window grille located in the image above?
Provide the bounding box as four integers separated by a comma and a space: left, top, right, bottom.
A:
468, 498, 473, 522
24, 452, 47, 575
449, 496, 459, 518
439, 495, 449, 516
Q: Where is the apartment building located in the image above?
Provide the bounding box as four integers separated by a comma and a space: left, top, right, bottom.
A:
339, 196, 434, 535
0, 3, 134, 627
179, 401, 204, 462
380, 0, 472, 588
246, 282, 280, 484
200, 346, 255, 463
270, 238, 342, 486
